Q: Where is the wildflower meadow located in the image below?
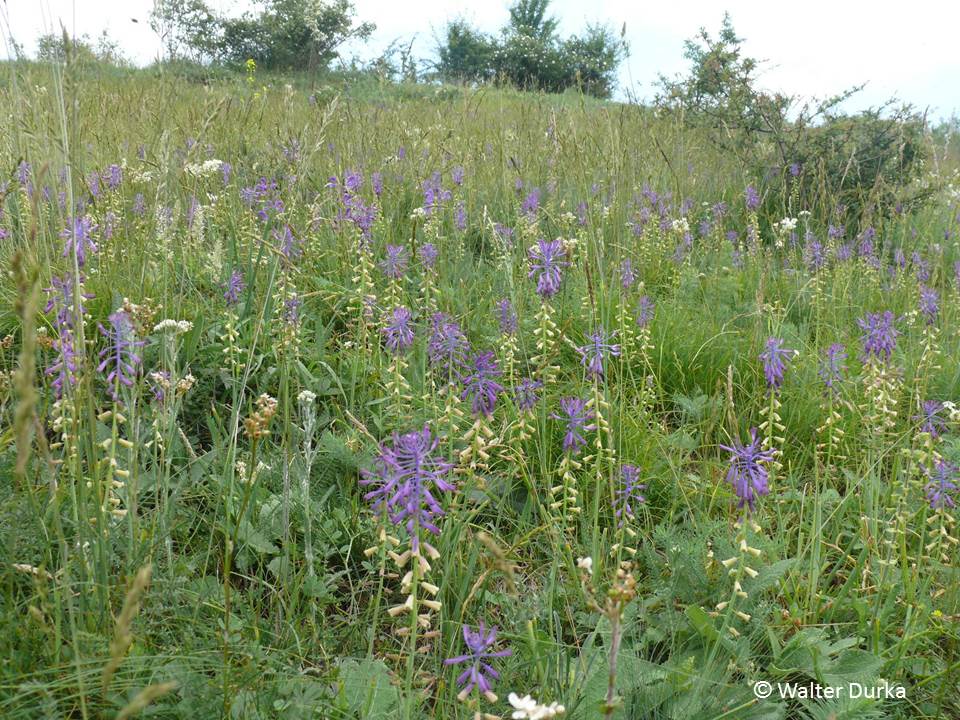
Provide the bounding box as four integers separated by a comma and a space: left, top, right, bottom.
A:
1, 60, 960, 720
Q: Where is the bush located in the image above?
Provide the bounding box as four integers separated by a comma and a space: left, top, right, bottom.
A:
149, 0, 373, 72
657, 14, 930, 225
434, 0, 626, 98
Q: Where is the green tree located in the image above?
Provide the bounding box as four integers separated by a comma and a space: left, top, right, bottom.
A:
218, 0, 374, 71
507, 0, 559, 41
435, 0, 625, 98
150, 0, 221, 62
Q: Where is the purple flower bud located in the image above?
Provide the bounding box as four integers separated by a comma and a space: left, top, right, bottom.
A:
636, 296, 655, 328
444, 622, 511, 699
759, 337, 794, 391
552, 397, 596, 455
818, 343, 846, 396
720, 428, 774, 513
614, 464, 646, 527
925, 460, 958, 509
919, 285, 939, 325
527, 239, 568, 299
380, 244, 409, 280
577, 329, 620, 380
521, 188, 541, 218
382, 306, 415, 354
620, 259, 637, 290
359, 425, 455, 551
274, 224, 301, 261
460, 351, 504, 417
858, 311, 899, 364
60, 216, 98, 267
97, 310, 145, 397
513, 378, 543, 412
496, 298, 518, 336
428, 313, 469, 377
419, 243, 439, 269
223, 269, 245, 307
915, 400, 946, 439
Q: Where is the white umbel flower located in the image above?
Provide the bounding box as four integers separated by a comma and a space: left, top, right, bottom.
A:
508, 692, 566, 719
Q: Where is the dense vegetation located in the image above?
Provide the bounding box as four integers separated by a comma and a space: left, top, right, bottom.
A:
1, 52, 959, 720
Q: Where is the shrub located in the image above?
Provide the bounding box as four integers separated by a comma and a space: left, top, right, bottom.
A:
434, 0, 626, 98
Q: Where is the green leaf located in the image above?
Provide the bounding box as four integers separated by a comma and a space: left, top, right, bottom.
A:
237, 519, 279, 555
336, 658, 401, 719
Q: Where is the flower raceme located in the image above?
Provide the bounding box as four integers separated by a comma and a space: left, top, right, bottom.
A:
858, 311, 900, 364
576, 330, 620, 380
460, 351, 504, 417
720, 429, 775, 513
381, 306, 415, 354
359, 426, 455, 552
552, 397, 596, 455
97, 310, 145, 398
444, 622, 511, 702
527, 239, 568, 299
614, 464, 646, 527
925, 460, 959, 510
759, 337, 795, 391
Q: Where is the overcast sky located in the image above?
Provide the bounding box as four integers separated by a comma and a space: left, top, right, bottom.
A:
2, 0, 958, 120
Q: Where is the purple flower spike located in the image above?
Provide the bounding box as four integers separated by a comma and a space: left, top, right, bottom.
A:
496, 298, 518, 336
915, 400, 946, 439
419, 243, 439, 269
61, 216, 98, 267
513, 377, 543, 411
577, 329, 620, 380
620, 259, 637, 289
382, 307, 415, 354
97, 310, 145, 397
858, 311, 900, 364
614, 464, 646, 527
521, 188, 541, 218
745, 185, 760, 211
460, 351, 504, 417
925, 460, 958, 510
223, 269, 245, 307
759, 337, 794, 391
274, 224, 301, 261
636, 296, 655, 328
359, 426, 455, 551
427, 313, 469, 377
380, 244, 409, 280
527, 239, 568, 299
444, 622, 511, 701
919, 285, 939, 325
720, 429, 775, 513
818, 343, 847, 396
44, 274, 91, 397
552, 397, 596, 455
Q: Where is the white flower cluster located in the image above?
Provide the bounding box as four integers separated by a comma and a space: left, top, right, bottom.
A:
671, 217, 690, 234
941, 401, 960, 423
153, 319, 193, 334
129, 168, 155, 183
508, 693, 566, 719
185, 159, 224, 178
775, 217, 798, 233
297, 390, 317, 405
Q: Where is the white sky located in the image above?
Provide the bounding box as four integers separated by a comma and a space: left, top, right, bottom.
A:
2, 0, 958, 120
